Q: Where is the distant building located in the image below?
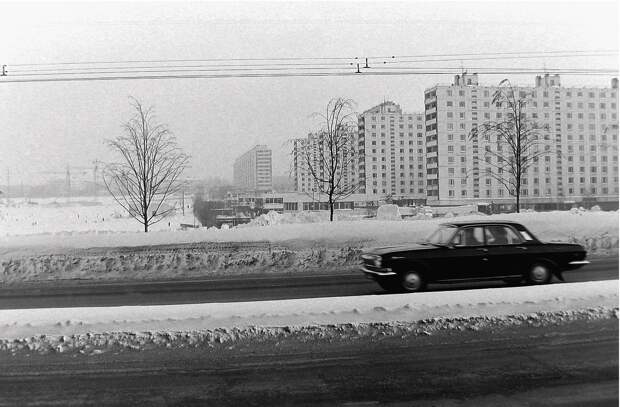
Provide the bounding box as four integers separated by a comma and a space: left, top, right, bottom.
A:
292, 132, 360, 194
233, 145, 273, 192
292, 101, 426, 204
424, 73, 619, 208
357, 101, 426, 202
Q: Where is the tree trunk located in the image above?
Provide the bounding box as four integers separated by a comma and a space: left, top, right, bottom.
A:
144, 222, 148, 233
329, 196, 334, 222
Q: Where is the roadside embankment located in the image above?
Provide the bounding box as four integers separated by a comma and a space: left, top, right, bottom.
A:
0, 280, 616, 354
0, 211, 617, 284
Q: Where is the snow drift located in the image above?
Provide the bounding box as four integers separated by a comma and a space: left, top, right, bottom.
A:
0, 280, 616, 340
0, 211, 617, 283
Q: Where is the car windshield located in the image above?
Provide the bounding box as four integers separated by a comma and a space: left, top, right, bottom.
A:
425, 225, 457, 245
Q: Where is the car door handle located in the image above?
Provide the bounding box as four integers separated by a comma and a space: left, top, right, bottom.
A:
476, 248, 488, 253
516, 246, 528, 250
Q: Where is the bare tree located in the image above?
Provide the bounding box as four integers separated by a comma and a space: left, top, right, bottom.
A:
103, 98, 190, 232
470, 79, 548, 213
295, 97, 359, 221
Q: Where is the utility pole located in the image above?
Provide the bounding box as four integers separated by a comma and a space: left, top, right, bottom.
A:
65, 165, 71, 200
6, 168, 9, 204
93, 160, 98, 198
181, 188, 185, 216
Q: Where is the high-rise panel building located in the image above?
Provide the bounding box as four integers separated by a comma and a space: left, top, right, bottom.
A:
292, 132, 360, 194
292, 101, 426, 202
424, 73, 619, 207
357, 101, 426, 200
233, 145, 272, 192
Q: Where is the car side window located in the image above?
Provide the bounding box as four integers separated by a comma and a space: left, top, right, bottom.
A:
485, 225, 523, 245
452, 226, 485, 247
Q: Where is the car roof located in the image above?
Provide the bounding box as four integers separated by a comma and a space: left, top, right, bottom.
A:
439, 220, 525, 228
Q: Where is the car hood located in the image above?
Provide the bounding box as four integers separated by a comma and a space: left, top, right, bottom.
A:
367, 243, 435, 255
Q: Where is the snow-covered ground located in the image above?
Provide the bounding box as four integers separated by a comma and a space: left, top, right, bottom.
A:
0, 208, 616, 283
0, 280, 616, 340
0, 196, 196, 237
1, 210, 617, 253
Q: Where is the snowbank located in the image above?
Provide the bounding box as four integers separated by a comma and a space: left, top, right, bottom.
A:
0, 280, 616, 340
244, 209, 365, 227
0, 243, 362, 283
0, 211, 616, 283
1, 210, 617, 253
376, 204, 402, 220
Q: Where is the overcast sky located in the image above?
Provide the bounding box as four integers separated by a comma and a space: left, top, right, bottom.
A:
0, 1, 617, 185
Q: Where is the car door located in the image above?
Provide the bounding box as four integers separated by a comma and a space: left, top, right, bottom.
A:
483, 225, 528, 277
439, 226, 490, 280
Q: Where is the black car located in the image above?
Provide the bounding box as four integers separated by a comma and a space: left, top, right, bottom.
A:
361, 220, 589, 293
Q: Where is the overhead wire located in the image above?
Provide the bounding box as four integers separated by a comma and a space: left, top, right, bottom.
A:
0, 69, 617, 84
7, 49, 616, 67
1, 50, 617, 83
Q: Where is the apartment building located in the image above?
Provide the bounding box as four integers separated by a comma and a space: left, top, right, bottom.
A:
233, 145, 273, 192
424, 73, 619, 208
357, 101, 426, 201
292, 132, 359, 194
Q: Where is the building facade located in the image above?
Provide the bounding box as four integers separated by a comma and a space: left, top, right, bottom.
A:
233, 145, 273, 192
357, 101, 426, 201
292, 132, 360, 195
424, 73, 619, 208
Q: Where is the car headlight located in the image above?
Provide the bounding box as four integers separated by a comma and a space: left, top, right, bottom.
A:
374, 257, 382, 267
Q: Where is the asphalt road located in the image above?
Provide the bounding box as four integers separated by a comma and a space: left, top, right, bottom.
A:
0, 255, 617, 309
0, 317, 617, 406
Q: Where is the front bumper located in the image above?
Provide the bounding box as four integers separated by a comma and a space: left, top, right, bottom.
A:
565, 259, 590, 270
361, 265, 396, 278
568, 260, 590, 265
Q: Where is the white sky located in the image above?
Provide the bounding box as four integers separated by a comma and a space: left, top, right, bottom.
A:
0, 1, 617, 185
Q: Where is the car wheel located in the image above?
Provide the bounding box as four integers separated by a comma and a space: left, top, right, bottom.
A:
527, 262, 552, 285
401, 271, 426, 293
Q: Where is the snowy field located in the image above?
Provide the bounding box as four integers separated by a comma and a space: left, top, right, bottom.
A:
0, 207, 617, 254
0, 280, 616, 340
0, 196, 197, 237
0, 199, 616, 283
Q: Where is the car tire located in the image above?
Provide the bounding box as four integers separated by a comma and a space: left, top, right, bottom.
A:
526, 262, 552, 285
400, 271, 426, 293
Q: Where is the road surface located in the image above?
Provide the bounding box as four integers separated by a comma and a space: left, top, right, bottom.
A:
0, 317, 617, 406
0, 255, 617, 309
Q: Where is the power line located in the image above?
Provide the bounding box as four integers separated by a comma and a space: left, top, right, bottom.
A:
7, 49, 617, 68
370, 49, 617, 59
380, 53, 618, 65
3, 52, 615, 81
10, 61, 353, 73
8, 56, 355, 67
6, 66, 616, 78
0, 69, 616, 84
1, 49, 617, 84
